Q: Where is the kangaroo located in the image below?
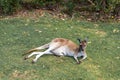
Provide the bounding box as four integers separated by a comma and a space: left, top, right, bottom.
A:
24, 38, 88, 64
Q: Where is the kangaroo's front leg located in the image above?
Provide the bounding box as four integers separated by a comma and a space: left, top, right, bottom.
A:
73, 55, 80, 64
80, 54, 87, 62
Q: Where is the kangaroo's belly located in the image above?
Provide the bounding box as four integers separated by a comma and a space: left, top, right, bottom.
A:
52, 46, 74, 56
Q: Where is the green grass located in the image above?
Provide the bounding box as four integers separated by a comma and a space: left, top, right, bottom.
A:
0, 14, 120, 80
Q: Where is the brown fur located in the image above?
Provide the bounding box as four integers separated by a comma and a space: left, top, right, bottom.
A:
53, 38, 79, 53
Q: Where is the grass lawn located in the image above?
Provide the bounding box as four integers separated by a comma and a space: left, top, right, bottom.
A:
0, 13, 120, 80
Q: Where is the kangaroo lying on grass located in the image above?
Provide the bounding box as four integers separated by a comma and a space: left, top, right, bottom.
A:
24, 38, 88, 64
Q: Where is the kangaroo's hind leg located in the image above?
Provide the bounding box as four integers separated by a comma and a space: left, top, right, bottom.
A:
32, 43, 61, 63
24, 52, 40, 60
32, 48, 54, 63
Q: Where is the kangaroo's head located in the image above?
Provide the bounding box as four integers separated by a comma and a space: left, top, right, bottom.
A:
77, 37, 88, 51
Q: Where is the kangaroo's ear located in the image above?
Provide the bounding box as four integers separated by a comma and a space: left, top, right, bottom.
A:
85, 36, 89, 42
77, 38, 81, 43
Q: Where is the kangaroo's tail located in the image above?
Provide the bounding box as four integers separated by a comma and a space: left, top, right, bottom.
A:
22, 43, 50, 56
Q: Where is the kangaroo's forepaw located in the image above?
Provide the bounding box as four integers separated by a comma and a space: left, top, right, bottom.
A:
77, 61, 82, 64
32, 61, 35, 64
31, 60, 36, 64
24, 57, 28, 60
